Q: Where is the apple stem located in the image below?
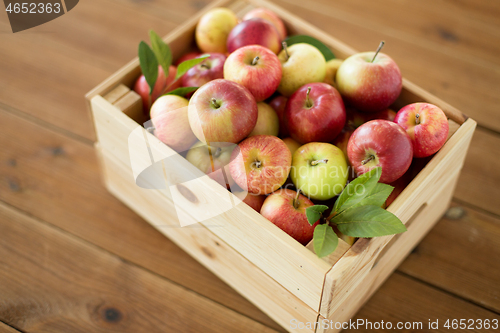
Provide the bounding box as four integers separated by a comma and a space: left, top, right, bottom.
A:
212, 147, 222, 158
415, 113, 421, 125
282, 41, 290, 60
311, 159, 328, 166
251, 56, 260, 66
293, 189, 301, 209
211, 98, 221, 109
371, 41, 385, 63
361, 155, 375, 165
200, 63, 210, 69
253, 160, 262, 169
305, 87, 313, 107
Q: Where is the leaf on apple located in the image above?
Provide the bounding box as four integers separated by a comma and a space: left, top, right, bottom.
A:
332, 205, 407, 238
138, 41, 159, 95
313, 224, 339, 258
284, 35, 336, 61
149, 30, 172, 77
333, 167, 382, 213
305, 205, 329, 226
175, 54, 211, 80
164, 86, 199, 97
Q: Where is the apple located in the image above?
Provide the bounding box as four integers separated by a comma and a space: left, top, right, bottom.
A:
283, 137, 301, 155
229, 135, 291, 195
332, 128, 354, 161
134, 65, 181, 111
394, 103, 449, 158
260, 189, 318, 245
182, 53, 226, 88
243, 8, 287, 40
195, 8, 239, 53
234, 190, 266, 212
175, 51, 201, 66
269, 95, 288, 137
185, 141, 235, 188
277, 43, 326, 97
249, 102, 279, 137
227, 18, 282, 54
188, 79, 258, 145
336, 50, 402, 112
224, 45, 282, 102
346, 107, 396, 129
347, 120, 413, 183
291, 142, 348, 201
286, 83, 346, 144
150, 95, 197, 153
323, 59, 343, 88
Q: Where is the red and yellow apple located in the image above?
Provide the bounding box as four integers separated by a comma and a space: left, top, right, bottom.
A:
243, 7, 287, 40
182, 53, 226, 88
269, 95, 289, 137
234, 191, 266, 212
134, 65, 180, 111
283, 137, 301, 155
195, 8, 238, 53
346, 107, 396, 129
229, 135, 291, 195
248, 102, 279, 137
226, 18, 282, 54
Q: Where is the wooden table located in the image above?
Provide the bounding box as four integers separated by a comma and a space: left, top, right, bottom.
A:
1, 0, 499, 332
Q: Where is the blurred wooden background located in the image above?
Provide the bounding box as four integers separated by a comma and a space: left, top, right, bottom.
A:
0, 0, 499, 332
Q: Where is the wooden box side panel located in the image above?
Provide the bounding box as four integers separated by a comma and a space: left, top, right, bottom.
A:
96, 147, 318, 332
315, 171, 461, 333
91, 95, 332, 311
320, 118, 476, 317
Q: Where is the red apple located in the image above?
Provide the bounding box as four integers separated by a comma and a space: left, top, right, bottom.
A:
234, 191, 266, 212
175, 51, 201, 66
269, 95, 288, 137
243, 8, 287, 40
150, 95, 197, 152
347, 120, 413, 183
182, 53, 227, 88
188, 79, 258, 145
336, 51, 402, 112
394, 103, 449, 158
134, 65, 181, 111
226, 18, 281, 54
224, 45, 282, 102
286, 83, 346, 144
346, 108, 396, 129
185, 141, 236, 188
229, 135, 291, 195
260, 189, 318, 245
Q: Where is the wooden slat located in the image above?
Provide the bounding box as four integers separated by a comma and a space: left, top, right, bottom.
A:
272, 0, 500, 132
0, 202, 277, 333
398, 202, 500, 313
317, 273, 500, 333
0, 108, 284, 331
0, 323, 20, 333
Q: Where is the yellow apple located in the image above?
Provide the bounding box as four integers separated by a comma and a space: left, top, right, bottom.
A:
323, 59, 343, 88
248, 102, 279, 137
195, 8, 239, 53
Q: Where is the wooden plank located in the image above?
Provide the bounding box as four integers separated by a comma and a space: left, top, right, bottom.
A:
272, 0, 500, 132
317, 273, 500, 333
0, 202, 277, 333
0, 323, 20, 333
398, 202, 500, 313
320, 118, 476, 317
454, 129, 500, 216
0, 108, 284, 331
99, 147, 317, 332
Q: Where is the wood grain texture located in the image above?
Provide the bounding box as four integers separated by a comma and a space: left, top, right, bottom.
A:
0, 202, 277, 333
0, 323, 20, 333
0, 108, 283, 331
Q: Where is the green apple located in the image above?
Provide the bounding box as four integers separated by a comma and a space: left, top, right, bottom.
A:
277, 43, 326, 97
291, 142, 348, 201
248, 102, 279, 137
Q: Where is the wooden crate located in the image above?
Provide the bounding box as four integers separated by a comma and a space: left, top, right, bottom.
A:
85, 0, 476, 331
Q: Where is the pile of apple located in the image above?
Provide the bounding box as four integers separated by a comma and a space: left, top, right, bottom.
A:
135, 7, 450, 247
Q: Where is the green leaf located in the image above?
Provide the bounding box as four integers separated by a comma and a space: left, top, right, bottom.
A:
149, 30, 172, 77
164, 86, 199, 97
332, 205, 407, 238
175, 54, 210, 80
313, 224, 339, 258
138, 41, 158, 95
333, 167, 382, 213
356, 183, 394, 208
305, 205, 329, 226
284, 35, 336, 61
